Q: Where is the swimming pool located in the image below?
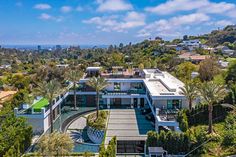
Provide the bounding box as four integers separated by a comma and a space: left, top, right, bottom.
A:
73, 143, 100, 153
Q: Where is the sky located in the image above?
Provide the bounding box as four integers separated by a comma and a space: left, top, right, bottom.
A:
0, 0, 236, 45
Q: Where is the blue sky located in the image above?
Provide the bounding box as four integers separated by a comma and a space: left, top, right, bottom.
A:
0, 0, 236, 45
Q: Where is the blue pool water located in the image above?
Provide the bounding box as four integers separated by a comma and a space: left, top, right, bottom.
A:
73, 143, 100, 153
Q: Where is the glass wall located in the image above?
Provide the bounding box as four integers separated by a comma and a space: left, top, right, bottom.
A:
167, 100, 182, 109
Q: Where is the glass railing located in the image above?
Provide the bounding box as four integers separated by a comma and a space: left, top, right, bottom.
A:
103, 89, 146, 95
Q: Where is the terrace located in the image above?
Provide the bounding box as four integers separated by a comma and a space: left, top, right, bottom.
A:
31, 98, 49, 112
85, 66, 143, 79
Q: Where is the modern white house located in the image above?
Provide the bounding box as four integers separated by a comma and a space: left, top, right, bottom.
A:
15, 67, 187, 134
181, 39, 201, 51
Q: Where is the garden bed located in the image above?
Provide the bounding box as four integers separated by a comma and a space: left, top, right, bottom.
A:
87, 111, 108, 131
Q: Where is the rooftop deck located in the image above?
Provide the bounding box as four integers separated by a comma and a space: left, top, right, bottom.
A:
32, 98, 49, 112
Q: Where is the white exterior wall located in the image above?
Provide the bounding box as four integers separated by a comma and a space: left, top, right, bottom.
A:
43, 115, 50, 132
27, 117, 44, 133
120, 82, 131, 91
106, 83, 114, 91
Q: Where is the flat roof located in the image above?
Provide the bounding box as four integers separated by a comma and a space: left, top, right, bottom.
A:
32, 98, 49, 112
0, 91, 17, 100
143, 70, 184, 97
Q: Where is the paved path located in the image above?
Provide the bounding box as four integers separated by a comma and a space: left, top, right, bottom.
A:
105, 109, 154, 146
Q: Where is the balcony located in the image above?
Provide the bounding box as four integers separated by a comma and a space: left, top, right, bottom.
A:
102, 89, 146, 95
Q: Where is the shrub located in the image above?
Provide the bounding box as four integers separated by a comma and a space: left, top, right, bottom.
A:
146, 131, 191, 154
222, 130, 236, 146
99, 136, 116, 157
177, 110, 189, 132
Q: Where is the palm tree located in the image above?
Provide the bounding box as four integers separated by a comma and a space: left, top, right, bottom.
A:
66, 69, 83, 110
180, 81, 198, 110
86, 76, 108, 119
35, 79, 61, 133
198, 81, 226, 134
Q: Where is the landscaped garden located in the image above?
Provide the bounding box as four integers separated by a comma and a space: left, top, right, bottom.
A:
146, 105, 236, 156
87, 110, 108, 131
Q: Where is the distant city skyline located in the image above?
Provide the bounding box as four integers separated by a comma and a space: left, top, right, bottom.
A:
0, 0, 236, 45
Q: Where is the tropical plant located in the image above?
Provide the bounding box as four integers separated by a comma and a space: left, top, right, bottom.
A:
66, 69, 83, 109
86, 76, 108, 119
198, 81, 226, 134
180, 81, 198, 110
35, 79, 61, 133
37, 132, 73, 156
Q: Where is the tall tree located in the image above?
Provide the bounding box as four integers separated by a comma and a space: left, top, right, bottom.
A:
199, 58, 220, 81
86, 76, 108, 119
66, 69, 83, 110
180, 81, 198, 110
35, 79, 61, 133
176, 62, 197, 82
198, 81, 226, 134
226, 60, 236, 83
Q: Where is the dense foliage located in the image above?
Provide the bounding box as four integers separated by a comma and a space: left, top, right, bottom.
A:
99, 136, 116, 157
0, 115, 32, 157
36, 132, 73, 156
146, 131, 191, 154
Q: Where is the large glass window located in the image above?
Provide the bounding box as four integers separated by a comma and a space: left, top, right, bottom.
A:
167, 100, 182, 109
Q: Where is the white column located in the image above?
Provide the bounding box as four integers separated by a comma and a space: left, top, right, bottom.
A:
131, 98, 134, 108
137, 98, 141, 108
155, 108, 160, 133
107, 98, 110, 109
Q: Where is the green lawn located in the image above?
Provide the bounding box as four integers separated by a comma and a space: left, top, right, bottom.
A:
32, 98, 49, 112
226, 57, 236, 63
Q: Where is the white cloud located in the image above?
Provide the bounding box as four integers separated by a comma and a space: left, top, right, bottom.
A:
61, 6, 72, 13
215, 20, 233, 27
34, 3, 51, 10
76, 6, 83, 12
97, 0, 133, 12
199, 2, 235, 14
38, 13, 63, 22
145, 0, 207, 15
83, 11, 145, 32
39, 13, 52, 20
137, 13, 210, 38
145, 0, 236, 16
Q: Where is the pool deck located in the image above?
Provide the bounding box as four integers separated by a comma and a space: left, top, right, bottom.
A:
105, 109, 154, 147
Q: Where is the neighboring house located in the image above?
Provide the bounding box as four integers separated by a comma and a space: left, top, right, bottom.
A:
0, 64, 11, 69
181, 39, 201, 51
219, 60, 229, 68
0, 90, 17, 109
15, 67, 187, 134
165, 44, 183, 51
178, 52, 210, 63
191, 72, 199, 79
216, 46, 235, 56
56, 64, 69, 68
